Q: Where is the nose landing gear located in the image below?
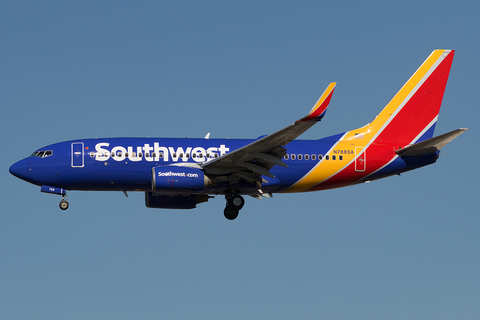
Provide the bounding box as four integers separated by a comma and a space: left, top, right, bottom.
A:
224, 194, 245, 220
40, 186, 69, 210
59, 195, 69, 210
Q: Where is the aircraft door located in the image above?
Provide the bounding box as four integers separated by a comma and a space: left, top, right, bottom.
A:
71, 142, 84, 168
355, 147, 365, 172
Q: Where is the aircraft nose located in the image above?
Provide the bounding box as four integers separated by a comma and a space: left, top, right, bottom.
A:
9, 159, 27, 180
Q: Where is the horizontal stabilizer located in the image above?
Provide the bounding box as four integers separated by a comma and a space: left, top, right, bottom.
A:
396, 128, 468, 157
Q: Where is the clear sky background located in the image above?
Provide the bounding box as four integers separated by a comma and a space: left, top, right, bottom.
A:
1, 1, 478, 319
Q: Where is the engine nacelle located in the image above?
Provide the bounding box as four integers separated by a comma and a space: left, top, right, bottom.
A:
145, 192, 211, 209
151, 166, 214, 193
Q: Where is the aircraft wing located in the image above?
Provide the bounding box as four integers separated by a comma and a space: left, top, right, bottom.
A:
201, 83, 336, 185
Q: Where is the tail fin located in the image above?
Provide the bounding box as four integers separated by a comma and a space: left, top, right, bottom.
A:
354, 49, 455, 147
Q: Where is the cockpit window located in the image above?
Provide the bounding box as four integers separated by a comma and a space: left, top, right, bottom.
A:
29, 150, 53, 158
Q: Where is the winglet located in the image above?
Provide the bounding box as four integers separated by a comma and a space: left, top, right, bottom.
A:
300, 82, 336, 122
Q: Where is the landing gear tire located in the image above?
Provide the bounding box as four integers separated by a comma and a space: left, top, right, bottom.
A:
228, 195, 245, 210
224, 205, 239, 220
59, 200, 69, 210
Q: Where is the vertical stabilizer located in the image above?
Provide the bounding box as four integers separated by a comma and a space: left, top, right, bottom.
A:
357, 49, 455, 147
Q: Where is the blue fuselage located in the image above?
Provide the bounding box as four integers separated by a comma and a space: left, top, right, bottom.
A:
10, 136, 339, 194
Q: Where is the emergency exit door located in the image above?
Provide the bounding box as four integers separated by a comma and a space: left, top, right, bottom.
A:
355, 147, 365, 172
71, 142, 84, 168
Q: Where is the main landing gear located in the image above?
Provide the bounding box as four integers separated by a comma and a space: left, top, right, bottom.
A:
224, 194, 245, 220
59, 195, 69, 210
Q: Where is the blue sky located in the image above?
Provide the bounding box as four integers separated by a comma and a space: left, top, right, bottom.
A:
1, 1, 479, 319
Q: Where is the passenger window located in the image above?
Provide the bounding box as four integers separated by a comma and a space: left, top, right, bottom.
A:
284, 154, 289, 160
305, 154, 309, 160
332, 155, 336, 160
318, 155, 323, 160
339, 156, 343, 160
298, 154, 303, 160
159, 153, 163, 158
312, 154, 316, 160
291, 154, 296, 160
325, 155, 329, 160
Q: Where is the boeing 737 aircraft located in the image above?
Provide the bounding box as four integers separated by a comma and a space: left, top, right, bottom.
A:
10, 49, 467, 220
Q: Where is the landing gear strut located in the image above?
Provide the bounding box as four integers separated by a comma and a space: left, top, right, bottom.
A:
59, 195, 69, 210
224, 194, 245, 220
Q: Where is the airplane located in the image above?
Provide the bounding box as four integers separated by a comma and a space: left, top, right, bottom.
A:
9, 49, 467, 220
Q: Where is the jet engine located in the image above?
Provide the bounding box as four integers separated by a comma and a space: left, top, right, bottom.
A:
151, 166, 215, 193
